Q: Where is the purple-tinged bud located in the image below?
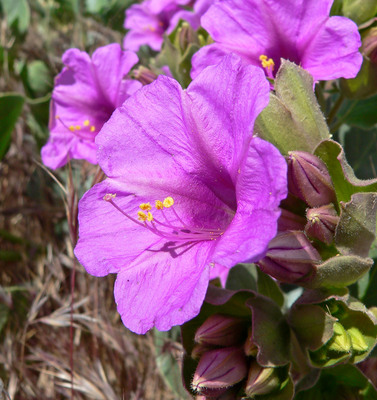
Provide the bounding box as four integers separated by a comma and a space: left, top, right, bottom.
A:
191, 347, 248, 395
195, 314, 247, 347
244, 328, 258, 357
305, 204, 340, 244
245, 361, 280, 397
363, 27, 377, 65
192, 343, 214, 360
258, 231, 321, 283
277, 208, 306, 232
132, 66, 158, 85
287, 151, 336, 207
178, 22, 198, 52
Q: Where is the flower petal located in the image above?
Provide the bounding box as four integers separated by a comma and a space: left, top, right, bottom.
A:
114, 241, 212, 333
213, 137, 287, 267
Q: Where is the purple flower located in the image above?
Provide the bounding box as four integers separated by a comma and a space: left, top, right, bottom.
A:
74, 55, 287, 334
123, 0, 213, 51
41, 44, 142, 169
191, 0, 362, 82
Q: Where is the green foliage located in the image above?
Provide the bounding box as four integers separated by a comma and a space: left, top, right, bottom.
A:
0, 0, 30, 33
0, 93, 24, 159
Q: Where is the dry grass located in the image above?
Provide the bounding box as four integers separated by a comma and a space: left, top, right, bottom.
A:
0, 3, 182, 399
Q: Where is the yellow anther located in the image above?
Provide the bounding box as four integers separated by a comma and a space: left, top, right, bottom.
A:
259, 54, 275, 71
163, 197, 174, 208
138, 211, 147, 221
155, 200, 164, 210
75, 125, 81, 130
90, 126, 96, 132
139, 202, 152, 211
103, 193, 116, 201
83, 119, 90, 126
147, 212, 153, 222
69, 125, 75, 131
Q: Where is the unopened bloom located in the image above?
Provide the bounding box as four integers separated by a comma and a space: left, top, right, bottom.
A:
123, 0, 213, 51
41, 44, 142, 169
74, 55, 287, 334
191, 0, 362, 82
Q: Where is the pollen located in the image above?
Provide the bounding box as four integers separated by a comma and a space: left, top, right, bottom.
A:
103, 193, 117, 201
83, 119, 90, 126
147, 212, 153, 222
69, 125, 75, 131
138, 211, 148, 221
139, 202, 152, 211
90, 126, 96, 132
155, 200, 164, 210
163, 197, 174, 208
259, 54, 275, 71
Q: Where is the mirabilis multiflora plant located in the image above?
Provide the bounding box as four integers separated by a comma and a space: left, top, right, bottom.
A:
39, 0, 377, 398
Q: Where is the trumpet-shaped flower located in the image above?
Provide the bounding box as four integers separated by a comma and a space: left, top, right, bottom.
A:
74, 55, 287, 334
41, 44, 142, 169
191, 0, 362, 82
123, 0, 213, 51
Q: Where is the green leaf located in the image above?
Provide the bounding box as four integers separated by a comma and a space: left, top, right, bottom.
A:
246, 295, 291, 367
335, 192, 377, 257
27, 60, 52, 96
1, 0, 30, 33
85, 0, 108, 13
288, 304, 337, 351
314, 139, 377, 204
310, 255, 373, 289
255, 60, 330, 155
154, 327, 191, 399
0, 93, 24, 159
226, 263, 258, 291
257, 269, 284, 308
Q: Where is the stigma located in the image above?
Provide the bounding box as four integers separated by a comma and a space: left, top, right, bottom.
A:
103, 194, 223, 243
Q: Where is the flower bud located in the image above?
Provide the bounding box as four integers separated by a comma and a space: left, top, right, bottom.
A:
347, 327, 368, 354
277, 208, 306, 232
244, 328, 258, 357
362, 27, 377, 65
245, 361, 280, 397
132, 66, 158, 85
178, 22, 198, 52
258, 231, 321, 283
305, 204, 340, 244
287, 151, 336, 207
192, 343, 214, 360
310, 322, 352, 367
194, 314, 247, 347
191, 347, 248, 394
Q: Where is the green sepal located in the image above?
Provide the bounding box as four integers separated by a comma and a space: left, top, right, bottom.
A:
255, 60, 330, 155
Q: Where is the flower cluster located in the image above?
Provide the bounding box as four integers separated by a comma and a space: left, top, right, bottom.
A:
39, 0, 377, 397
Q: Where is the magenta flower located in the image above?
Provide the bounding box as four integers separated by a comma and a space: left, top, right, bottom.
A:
41, 44, 142, 169
123, 0, 213, 52
191, 0, 362, 82
74, 55, 287, 334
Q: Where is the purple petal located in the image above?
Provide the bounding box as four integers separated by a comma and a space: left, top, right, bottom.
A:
300, 16, 363, 81
114, 241, 211, 333
213, 138, 287, 267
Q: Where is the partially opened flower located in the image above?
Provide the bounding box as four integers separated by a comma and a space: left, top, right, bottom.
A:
191, 0, 362, 82
123, 0, 213, 51
74, 55, 287, 334
41, 44, 142, 169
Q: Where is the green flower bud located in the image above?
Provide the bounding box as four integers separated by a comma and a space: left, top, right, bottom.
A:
347, 327, 369, 354
245, 361, 280, 397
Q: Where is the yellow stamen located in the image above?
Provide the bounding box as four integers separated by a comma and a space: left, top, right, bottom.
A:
163, 197, 174, 208
147, 212, 153, 222
259, 54, 275, 71
139, 202, 152, 211
83, 119, 90, 126
75, 125, 81, 130
155, 200, 164, 210
138, 211, 147, 221
69, 125, 75, 131
90, 126, 96, 132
